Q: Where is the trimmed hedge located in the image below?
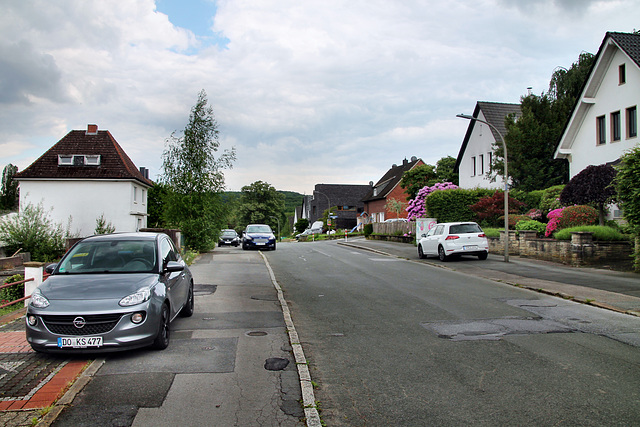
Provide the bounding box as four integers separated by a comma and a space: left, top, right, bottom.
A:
554, 226, 629, 241
425, 188, 494, 223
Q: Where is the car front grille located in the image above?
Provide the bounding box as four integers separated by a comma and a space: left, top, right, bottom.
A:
40, 313, 124, 335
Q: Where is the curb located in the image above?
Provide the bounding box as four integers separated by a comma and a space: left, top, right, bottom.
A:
37, 358, 104, 426
260, 252, 322, 427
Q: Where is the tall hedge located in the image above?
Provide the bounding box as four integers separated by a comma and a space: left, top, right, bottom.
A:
424, 188, 494, 223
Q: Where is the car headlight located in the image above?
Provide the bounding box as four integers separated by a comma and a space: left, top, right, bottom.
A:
245, 235, 253, 241
119, 289, 151, 307
30, 289, 50, 308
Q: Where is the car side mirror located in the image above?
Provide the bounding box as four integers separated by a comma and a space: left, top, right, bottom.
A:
45, 263, 57, 274
164, 261, 185, 273
421, 234, 427, 238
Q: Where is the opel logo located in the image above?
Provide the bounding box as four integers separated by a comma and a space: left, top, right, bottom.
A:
73, 317, 86, 329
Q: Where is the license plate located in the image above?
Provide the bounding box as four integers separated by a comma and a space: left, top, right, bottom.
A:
463, 245, 478, 250
58, 336, 103, 348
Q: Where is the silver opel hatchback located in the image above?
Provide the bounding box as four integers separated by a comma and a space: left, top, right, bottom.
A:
26, 232, 194, 353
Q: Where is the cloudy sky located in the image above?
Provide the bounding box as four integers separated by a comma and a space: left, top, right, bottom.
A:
1, 0, 637, 194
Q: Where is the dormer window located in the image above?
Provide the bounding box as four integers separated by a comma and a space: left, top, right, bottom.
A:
58, 155, 73, 165
58, 155, 101, 166
85, 155, 101, 165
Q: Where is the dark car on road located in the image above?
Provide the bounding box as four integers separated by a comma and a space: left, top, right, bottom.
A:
219, 229, 240, 247
25, 232, 194, 353
242, 224, 276, 250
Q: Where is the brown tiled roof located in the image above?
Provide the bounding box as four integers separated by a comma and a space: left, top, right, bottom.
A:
15, 127, 153, 187
362, 158, 422, 202
609, 31, 640, 68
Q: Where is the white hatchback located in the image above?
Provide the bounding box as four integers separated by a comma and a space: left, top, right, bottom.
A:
417, 222, 489, 261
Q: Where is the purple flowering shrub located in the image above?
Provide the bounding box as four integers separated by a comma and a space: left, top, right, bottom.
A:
406, 182, 458, 221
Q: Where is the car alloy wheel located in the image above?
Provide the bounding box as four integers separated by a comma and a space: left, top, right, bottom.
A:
152, 304, 170, 350
438, 245, 449, 262
180, 282, 194, 317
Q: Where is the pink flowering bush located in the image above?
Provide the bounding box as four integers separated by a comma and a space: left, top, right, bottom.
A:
545, 208, 565, 237
406, 182, 458, 221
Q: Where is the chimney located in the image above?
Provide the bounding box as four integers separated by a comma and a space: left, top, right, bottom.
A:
86, 124, 98, 135
139, 167, 149, 179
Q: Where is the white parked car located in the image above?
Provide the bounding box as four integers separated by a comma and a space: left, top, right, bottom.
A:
417, 222, 489, 261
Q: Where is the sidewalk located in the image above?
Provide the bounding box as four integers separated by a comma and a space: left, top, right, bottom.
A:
0, 310, 90, 427
339, 237, 640, 317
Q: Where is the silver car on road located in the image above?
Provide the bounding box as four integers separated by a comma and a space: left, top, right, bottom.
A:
26, 232, 194, 353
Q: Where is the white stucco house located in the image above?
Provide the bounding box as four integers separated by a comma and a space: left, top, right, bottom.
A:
554, 31, 639, 178
15, 124, 153, 237
454, 101, 521, 190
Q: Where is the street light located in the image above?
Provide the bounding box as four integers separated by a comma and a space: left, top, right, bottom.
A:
314, 190, 332, 230
269, 216, 281, 241
456, 113, 510, 262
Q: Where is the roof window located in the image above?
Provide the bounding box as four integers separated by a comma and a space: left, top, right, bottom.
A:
58, 155, 101, 166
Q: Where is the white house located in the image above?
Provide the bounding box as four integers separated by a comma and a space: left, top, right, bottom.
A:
555, 31, 639, 178
15, 124, 153, 237
454, 101, 521, 190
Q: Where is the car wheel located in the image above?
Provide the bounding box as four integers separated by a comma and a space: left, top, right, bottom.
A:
242, 243, 247, 250
478, 252, 488, 260
179, 282, 194, 317
151, 303, 170, 350
438, 245, 449, 262
418, 244, 425, 259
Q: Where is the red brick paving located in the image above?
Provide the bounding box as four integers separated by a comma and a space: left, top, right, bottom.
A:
0, 324, 89, 410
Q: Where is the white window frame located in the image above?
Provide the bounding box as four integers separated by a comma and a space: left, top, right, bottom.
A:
58, 155, 73, 165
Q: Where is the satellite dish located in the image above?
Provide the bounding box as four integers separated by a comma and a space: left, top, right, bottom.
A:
411, 156, 417, 162
369, 181, 374, 186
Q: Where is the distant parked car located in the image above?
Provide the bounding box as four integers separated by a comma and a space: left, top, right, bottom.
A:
242, 224, 276, 250
219, 229, 240, 247
384, 218, 408, 223
25, 232, 194, 353
417, 222, 488, 261
295, 229, 315, 239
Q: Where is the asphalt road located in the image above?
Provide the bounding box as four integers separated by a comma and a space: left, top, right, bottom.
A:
265, 240, 640, 426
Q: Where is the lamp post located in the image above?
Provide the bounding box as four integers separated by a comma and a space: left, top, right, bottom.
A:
314, 190, 332, 231
456, 113, 510, 262
269, 216, 281, 241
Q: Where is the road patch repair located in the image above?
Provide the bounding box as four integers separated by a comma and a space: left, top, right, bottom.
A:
0, 316, 90, 419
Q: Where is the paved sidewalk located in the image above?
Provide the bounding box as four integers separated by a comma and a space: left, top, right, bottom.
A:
339, 237, 640, 317
0, 311, 90, 426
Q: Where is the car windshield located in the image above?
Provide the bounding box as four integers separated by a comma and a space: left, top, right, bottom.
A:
57, 240, 157, 274
449, 224, 483, 234
221, 231, 237, 237
246, 225, 272, 233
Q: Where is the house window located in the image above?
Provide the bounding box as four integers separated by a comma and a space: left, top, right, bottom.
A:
596, 115, 606, 145
628, 106, 637, 138
471, 156, 476, 176
619, 64, 626, 85
611, 111, 621, 142
479, 154, 484, 175
58, 155, 73, 165
133, 186, 138, 203
141, 189, 146, 205
488, 152, 492, 172
85, 155, 101, 165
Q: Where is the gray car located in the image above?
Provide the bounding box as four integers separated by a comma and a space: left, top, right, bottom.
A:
25, 232, 194, 353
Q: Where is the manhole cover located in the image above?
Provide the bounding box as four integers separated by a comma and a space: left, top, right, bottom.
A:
246, 331, 268, 337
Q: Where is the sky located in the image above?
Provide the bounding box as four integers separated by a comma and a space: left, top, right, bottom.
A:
1, 0, 638, 194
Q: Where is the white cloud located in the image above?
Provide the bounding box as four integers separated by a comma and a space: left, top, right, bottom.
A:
0, 0, 638, 193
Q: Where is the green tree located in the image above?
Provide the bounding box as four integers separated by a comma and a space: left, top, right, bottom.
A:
0, 164, 19, 211
147, 183, 170, 228
492, 52, 595, 192
400, 164, 436, 199
615, 145, 640, 271
160, 90, 236, 251
236, 181, 285, 231
435, 156, 459, 185
294, 218, 309, 234
560, 164, 617, 226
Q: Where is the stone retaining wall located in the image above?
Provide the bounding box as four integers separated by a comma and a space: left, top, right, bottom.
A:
489, 231, 634, 270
